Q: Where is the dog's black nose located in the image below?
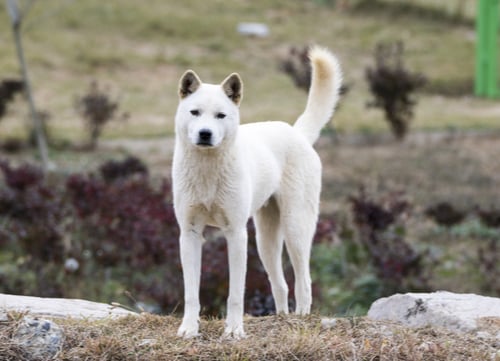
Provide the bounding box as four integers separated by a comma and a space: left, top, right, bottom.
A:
197, 129, 212, 146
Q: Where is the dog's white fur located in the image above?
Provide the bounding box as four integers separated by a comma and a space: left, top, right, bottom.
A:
172, 46, 342, 339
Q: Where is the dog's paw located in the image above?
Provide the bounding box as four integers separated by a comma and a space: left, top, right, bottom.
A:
222, 323, 246, 340
177, 321, 200, 339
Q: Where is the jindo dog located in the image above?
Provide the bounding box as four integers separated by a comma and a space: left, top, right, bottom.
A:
172, 46, 342, 338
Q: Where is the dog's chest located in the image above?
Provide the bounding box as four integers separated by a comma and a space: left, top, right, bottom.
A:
173, 145, 247, 229
178, 165, 237, 228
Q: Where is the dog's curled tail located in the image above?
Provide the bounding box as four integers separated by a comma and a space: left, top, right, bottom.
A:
293, 46, 343, 144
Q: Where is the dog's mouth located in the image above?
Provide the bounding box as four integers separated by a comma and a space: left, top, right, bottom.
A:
196, 140, 214, 147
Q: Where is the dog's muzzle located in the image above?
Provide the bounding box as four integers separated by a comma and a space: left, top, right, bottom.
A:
197, 129, 213, 146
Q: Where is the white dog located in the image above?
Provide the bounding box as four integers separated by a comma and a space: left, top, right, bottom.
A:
172, 46, 342, 339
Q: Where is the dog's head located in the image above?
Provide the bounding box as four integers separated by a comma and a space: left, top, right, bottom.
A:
175, 70, 243, 149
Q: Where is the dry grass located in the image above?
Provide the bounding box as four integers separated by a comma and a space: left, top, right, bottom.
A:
1, 312, 498, 360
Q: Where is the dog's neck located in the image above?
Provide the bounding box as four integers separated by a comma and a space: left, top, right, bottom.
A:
175, 136, 239, 177
174, 136, 241, 215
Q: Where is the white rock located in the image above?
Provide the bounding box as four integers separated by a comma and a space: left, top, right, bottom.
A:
237, 22, 270, 37
0, 293, 136, 320
64, 258, 80, 273
367, 291, 500, 333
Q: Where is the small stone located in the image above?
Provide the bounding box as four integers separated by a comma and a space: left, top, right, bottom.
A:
476, 331, 491, 339
237, 22, 270, 37
64, 258, 80, 273
42, 321, 51, 331
0, 311, 8, 322
14, 317, 64, 360
138, 338, 157, 347
320, 318, 338, 329
28, 319, 39, 327
418, 341, 438, 353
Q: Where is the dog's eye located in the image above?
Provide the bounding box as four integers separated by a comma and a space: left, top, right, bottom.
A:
190, 110, 200, 116
215, 112, 226, 119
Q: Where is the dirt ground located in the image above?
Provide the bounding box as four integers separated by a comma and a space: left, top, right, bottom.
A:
318, 130, 500, 213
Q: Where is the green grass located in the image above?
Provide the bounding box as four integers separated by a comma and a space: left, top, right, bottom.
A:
0, 0, 499, 143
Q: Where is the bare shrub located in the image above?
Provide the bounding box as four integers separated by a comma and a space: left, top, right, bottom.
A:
349, 188, 429, 292
74, 81, 126, 149
366, 41, 426, 140
0, 79, 23, 119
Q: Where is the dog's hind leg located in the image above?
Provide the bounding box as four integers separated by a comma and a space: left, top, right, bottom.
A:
280, 190, 319, 315
254, 196, 289, 314
282, 211, 316, 314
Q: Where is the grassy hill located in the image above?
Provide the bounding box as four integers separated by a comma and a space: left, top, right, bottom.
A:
0, 0, 498, 142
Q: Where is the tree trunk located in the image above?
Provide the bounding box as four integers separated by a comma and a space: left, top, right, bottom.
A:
11, 22, 51, 171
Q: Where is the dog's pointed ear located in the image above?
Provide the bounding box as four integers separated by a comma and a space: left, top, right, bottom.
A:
221, 73, 243, 105
179, 70, 202, 99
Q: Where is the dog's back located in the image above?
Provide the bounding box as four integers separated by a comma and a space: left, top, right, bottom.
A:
237, 46, 342, 215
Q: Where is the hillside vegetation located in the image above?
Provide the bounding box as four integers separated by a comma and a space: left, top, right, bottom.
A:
0, 0, 498, 142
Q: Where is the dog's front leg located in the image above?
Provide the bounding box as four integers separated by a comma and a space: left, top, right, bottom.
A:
177, 228, 203, 338
223, 227, 248, 339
